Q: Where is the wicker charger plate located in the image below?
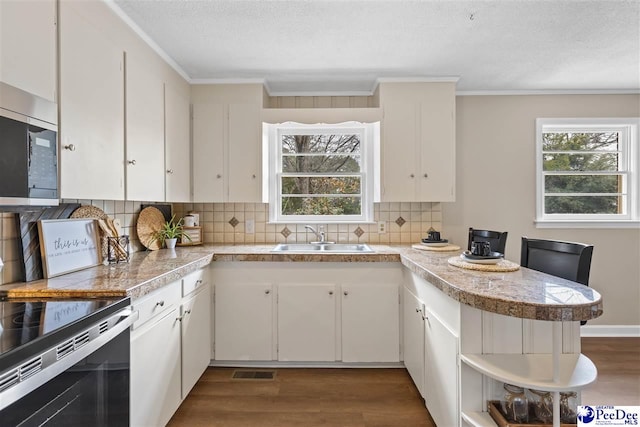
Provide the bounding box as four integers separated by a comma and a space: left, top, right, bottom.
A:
137, 206, 165, 250
448, 256, 520, 272
412, 243, 461, 252
70, 205, 108, 220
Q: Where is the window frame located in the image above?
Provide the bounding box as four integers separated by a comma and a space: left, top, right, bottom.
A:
535, 117, 640, 228
263, 121, 380, 224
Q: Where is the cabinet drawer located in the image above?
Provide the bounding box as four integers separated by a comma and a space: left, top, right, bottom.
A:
182, 269, 207, 297
132, 282, 181, 330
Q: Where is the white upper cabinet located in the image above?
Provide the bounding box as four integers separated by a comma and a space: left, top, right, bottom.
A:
0, 0, 56, 102
192, 102, 225, 202
227, 103, 262, 202
59, 3, 125, 200
192, 84, 263, 203
165, 82, 191, 202
379, 82, 456, 202
125, 54, 165, 201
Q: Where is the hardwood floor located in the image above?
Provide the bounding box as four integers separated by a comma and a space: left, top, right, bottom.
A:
581, 337, 640, 405
169, 338, 639, 427
168, 368, 435, 427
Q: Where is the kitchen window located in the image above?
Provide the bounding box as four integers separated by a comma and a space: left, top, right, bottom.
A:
263, 121, 380, 223
535, 118, 640, 228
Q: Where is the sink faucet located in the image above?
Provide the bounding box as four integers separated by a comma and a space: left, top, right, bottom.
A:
305, 225, 333, 244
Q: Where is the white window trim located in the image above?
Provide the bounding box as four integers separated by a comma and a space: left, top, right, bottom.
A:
535, 117, 640, 229
262, 121, 380, 224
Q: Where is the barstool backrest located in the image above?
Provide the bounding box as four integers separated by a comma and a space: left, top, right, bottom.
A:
468, 228, 508, 254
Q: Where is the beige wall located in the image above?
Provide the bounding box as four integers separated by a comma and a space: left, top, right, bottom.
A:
444, 94, 640, 326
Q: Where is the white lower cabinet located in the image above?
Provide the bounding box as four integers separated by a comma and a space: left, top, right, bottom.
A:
342, 283, 400, 363
277, 283, 337, 362
214, 282, 274, 360
131, 289, 182, 427
403, 286, 425, 397
130, 270, 211, 427
181, 284, 212, 398
424, 306, 459, 427
211, 262, 402, 364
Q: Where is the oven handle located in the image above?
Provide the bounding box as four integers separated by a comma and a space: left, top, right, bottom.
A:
0, 307, 138, 411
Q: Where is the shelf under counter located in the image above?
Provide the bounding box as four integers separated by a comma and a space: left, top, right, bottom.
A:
460, 352, 597, 392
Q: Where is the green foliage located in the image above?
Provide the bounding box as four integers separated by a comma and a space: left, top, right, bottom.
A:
543, 132, 621, 214
154, 215, 192, 244
281, 134, 363, 216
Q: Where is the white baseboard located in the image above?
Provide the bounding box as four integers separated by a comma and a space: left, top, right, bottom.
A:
580, 324, 640, 337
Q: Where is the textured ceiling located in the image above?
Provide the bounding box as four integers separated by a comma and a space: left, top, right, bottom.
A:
111, 0, 640, 94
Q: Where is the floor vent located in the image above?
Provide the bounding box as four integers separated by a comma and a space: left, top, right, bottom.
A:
231, 370, 276, 380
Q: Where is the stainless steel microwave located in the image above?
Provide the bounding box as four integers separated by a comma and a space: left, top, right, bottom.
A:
0, 82, 58, 206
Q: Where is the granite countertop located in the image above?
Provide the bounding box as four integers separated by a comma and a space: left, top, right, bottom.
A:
0, 244, 602, 322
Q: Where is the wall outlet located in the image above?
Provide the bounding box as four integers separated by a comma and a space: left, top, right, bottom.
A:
245, 219, 255, 234
377, 221, 386, 234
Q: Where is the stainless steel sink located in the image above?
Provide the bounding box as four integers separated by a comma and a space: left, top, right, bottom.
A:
272, 243, 374, 253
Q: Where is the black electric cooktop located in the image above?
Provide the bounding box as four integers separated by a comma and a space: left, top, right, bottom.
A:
0, 298, 130, 370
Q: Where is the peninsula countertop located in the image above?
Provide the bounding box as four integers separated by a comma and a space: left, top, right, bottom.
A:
0, 244, 602, 322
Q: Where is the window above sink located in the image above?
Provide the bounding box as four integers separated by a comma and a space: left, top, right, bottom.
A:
263, 121, 380, 223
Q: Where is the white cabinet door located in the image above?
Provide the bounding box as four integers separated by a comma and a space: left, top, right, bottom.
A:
228, 103, 262, 202
165, 82, 191, 202
214, 282, 273, 360
403, 286, 425, 397
130, 307, 182, 427
125, 54, 165, 201
181, 285, 212, 398
278, 284, 336, 362
192, 102, 225, 202
342, 283, 400, 362
424, 306, 459, 427
0, 0, 56, 102
419, 84, 455, 202
59, 3, 124, 200
379, 82, 456, 202
382, 100, 418, 201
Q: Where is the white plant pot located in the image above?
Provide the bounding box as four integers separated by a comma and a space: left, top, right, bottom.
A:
165, 238, 178, 249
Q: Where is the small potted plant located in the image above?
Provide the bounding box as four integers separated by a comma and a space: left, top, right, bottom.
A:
155, 215, 191, 249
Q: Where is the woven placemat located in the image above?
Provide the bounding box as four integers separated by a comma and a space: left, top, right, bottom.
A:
70, 205, 108, 220
412, 243, 461, 252
137, 206, 165, 250
448, 256, 520, 272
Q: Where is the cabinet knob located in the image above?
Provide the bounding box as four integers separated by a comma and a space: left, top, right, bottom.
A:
184, 309, 191, 315
252, 174, 256, 179
416, 307, 420, 313
156, 301, 165, 307
216, 174, 222, 179
423, 173, 428, 178
196, 279, 203, 285
128, 160, 136, 165
343, 291, 349, 296
167, 169, 174, 174
328, 291, 334, 296
410, 174, 415, 178
64, 144, 76, 151
265, 289, 270, 295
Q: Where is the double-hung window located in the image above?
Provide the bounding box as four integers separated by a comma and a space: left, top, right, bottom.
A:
263, 121, 380, 223
536, 118, 639, 227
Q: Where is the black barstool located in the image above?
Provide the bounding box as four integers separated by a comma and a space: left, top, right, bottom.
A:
520, 236, 594, 324
468, 228, 508, 254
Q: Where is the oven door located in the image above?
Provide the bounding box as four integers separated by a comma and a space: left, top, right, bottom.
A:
0, 310, 133, 427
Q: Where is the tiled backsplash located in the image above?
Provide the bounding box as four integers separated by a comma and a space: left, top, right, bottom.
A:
0, 200, 442, 285
173, 202, 442, 245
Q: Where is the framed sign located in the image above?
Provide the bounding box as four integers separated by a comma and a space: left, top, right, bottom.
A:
37, 218, 102, 278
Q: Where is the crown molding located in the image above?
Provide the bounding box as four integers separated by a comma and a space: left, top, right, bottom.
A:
457, 89, 640, 96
